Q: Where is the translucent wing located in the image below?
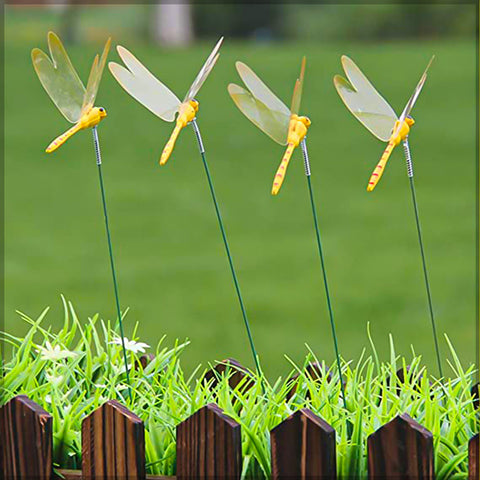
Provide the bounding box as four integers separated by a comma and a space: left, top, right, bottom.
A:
228, 83, 289, 145
183, 37, 223, 102
236, 62, 291, 119
31, 31, 85, 123
334, 55, 397, 142
290, 56, 306, 115
109, 46, 181, 122
81, 37, 111, 114
393, 56, 435, 138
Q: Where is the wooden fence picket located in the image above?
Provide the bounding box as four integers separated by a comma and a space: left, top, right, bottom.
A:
286, 362, 332, 401
204, 358, 253, 392
270, 408, 336, 479
469, 434, 478, 480
81, 399, 145, 479
368, 413, 434, 479
471, 382, 479, 410
0, 395, 53, 479
176, 403, 242, 479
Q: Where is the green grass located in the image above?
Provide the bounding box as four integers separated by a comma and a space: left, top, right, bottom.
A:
4, 8, 476, 377
1, 304, 477, 478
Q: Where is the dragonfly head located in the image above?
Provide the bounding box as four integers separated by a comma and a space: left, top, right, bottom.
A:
189, 99, 199, 113
300, 116, 312, 127
405, 116, 415, 127
97, 107, 107, 119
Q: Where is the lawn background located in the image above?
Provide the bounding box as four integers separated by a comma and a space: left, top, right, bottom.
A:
4, 5, 477, 378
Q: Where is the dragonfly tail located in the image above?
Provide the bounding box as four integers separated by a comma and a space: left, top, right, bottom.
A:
45, 123, 81, 153
160, 124, 182, 166
367, 139, 396, 192
272, 143, 295, 196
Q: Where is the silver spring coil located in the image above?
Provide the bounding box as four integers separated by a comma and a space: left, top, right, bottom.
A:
403, 139, 413, 178
191, 119, 205, 154
92, 126, 102, 165
301, 138, 311, 176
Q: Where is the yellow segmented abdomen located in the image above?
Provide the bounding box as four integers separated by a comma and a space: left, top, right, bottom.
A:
271, 143, 295, 196
367, 139, 396, 192
160, 124, 183, 166
45, 124, 81, 153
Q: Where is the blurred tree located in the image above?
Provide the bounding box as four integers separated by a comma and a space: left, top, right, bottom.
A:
277, 4, 475, 41
192, 4, 474, 42
58, 0, 82, 45
152, 3, 193, 46
193, 4, 283, 39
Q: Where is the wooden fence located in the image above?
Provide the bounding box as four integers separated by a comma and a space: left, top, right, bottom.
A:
1, 360, 478, 480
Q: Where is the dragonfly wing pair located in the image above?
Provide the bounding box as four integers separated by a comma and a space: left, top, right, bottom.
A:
334, 55, 434, 191
109, 47, 181, 122
228, 62, 290, 145
392, 56, 434, 139
32, 32, 110, 125
183, 37, 223, 103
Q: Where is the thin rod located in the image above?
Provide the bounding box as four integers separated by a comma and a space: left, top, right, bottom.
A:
190, 119, 262, 376
92, 126, 133, 401
403, 139, 443, 378
301, 139, 348, 410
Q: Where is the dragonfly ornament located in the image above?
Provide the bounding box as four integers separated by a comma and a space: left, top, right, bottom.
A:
229, 58, 348, 408
32, 31, 110, 152
334, 55, 442, 377
32, 32, 133, 398
109, 39, 262, 375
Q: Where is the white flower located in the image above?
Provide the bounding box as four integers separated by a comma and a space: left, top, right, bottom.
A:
45, 371, 64, 387
109, 337, 150, 354
111, 362, 133, 376
37, 341, 78, 362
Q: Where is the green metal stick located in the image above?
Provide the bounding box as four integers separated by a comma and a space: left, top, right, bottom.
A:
92, 126, 133, 402
403, 139, 443, 378
190, 119, 262, 376
300, 139, 348, 411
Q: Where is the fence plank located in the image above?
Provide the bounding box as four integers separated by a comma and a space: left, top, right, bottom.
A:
368, 414, 434, 479
137, 353, 156, 370
56, 470, 173, 480
176, 403, 242, 479
271, 408, 336, 479
0, 395, 53, 480
286, 362, 332, 401
81, 399, 145, 479
204, 358, 253, 391
471, 382, 479, 410
469, 434, 478, 480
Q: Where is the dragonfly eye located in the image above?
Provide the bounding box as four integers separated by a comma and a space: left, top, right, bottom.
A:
99, 108, 104, 112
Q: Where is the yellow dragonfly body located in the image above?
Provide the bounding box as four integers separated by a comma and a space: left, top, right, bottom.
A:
334, 55, 433, 191
32, 32, 111, 153
108, 38, 223, 165
228, 57, 310, 195
160, 100, 199, 165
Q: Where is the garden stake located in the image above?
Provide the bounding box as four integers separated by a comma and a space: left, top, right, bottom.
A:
109, 38, 263, 374
228, 58, 348, 409
403, 139, 443, 377
334, 56, 443, 377
301, 139, 348, 409
93, 126, 132, 401
191, 119, 262, 375
31, 32, 133, 399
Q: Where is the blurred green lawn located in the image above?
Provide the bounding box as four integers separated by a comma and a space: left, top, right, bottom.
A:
4, 9, 476, 378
